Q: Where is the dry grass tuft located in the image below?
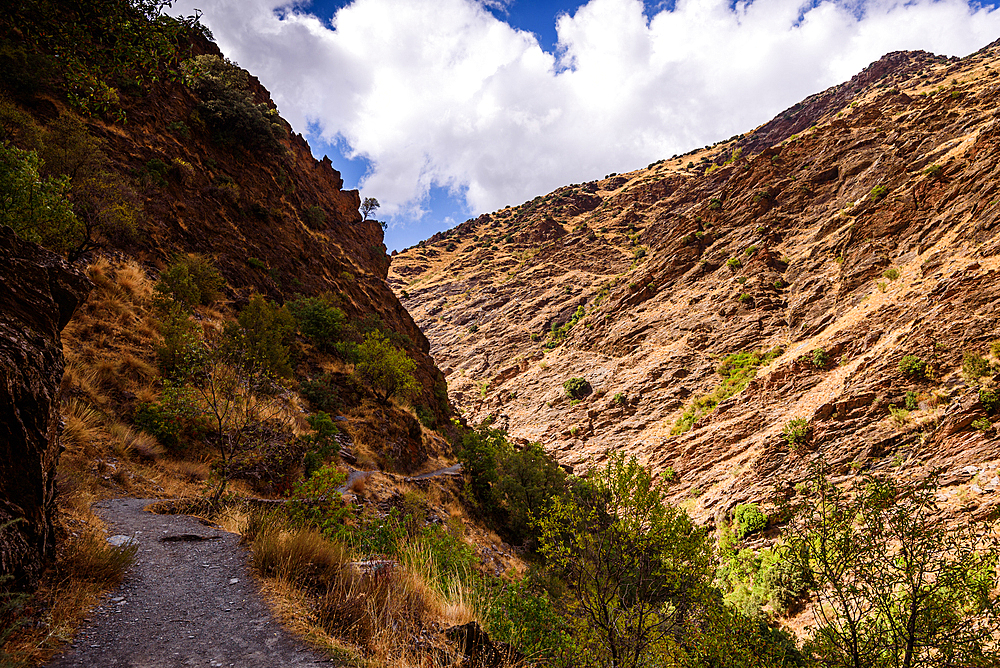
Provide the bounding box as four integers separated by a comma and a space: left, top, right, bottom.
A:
106, 421, 164, 460
1, 521, 137, 666
349, 474, 367, 496
61, 398, 102, 453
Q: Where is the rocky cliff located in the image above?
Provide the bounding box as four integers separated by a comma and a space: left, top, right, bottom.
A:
0, 228, 89, 589
391, 40, 1000, 521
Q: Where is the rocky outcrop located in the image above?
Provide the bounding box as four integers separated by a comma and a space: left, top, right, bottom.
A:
0, 227, 89, 589
392, 42, 1000, 523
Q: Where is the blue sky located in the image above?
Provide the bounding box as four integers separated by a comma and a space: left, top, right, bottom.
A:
170, 0, 1000, 251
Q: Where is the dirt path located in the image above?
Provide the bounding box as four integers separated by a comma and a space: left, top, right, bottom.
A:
45, 498, 330, 668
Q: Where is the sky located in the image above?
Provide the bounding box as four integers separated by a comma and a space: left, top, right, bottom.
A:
167, 0, 1000, 251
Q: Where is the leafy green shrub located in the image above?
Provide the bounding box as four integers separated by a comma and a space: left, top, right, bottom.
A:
167, 120, 190, 138
286, 296, 345, 351
247, 257, 266, 271
962, 352, 992, 386
155, 254, 225, 307
633, 247, 646, 259
415, 405, 436, 429
354, 331, 419, 405
673, 347, 783, 435
781, 418, 810, 448
563, 377, 592, 399
905, 390, 919, 410
483, 577, 574, 661
980, 388, 999, 414
812, 348, 829, 368
132, 381, 203, 451
0, 142, 82, 254
734, 503, 768, 539
972, 417, 993, 432
709, 197, 722, 210
613, 392, 626, 406
883, 267, 900, 280
286, 464, 351, 540
869, 185, 888, 202
727, 257, 742, 270
182, 55, 283, 152
898, 355, 927, 379
228, 294, 295, 377
924, 164, 943, 178
302, 205, 326, 229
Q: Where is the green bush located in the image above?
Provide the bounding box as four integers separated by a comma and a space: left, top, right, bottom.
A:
869, 185, 888, 202
286, 296, 345, 351
228, 294, 295, 377
673, 347, 783, 435
354, 331, 418, 405
563, 377, 592, 399
972, 417, 993, 432
155, 254, 226, 307
781, 418, 810, 449
980, 388, 999, 414
182, 55, 283, 152
727, 257, 742, 270
0, 142, 83, 254
883, 267, 900, 281
734, 503, 768, 539
898, 355, 927, 379
811, 348, 829, 368
303, 205, 326, 229
962, 352, 992, 386
905, 390, 919, 410
924, 164, 943, 178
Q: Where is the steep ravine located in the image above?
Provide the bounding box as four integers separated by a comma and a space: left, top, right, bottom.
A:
391, 41, 1000, 522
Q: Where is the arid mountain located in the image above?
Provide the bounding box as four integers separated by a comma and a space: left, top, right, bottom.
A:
391, 40, 1000, 521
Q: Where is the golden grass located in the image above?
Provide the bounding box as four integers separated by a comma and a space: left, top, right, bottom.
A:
106, 421, 163, 460
1, 510, 137, 666
61, 398, 102, 453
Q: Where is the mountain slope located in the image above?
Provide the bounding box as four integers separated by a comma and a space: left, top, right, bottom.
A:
391, 41, 1000, 519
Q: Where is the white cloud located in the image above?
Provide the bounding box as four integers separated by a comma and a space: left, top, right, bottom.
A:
169, 0, 1000, 222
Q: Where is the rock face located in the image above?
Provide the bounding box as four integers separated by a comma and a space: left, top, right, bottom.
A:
391, 42, 1000, 522
0, 227, 89, 589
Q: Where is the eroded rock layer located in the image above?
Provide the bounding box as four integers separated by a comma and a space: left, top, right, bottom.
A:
391, 41, 1000, 521
0, 227, 90, 589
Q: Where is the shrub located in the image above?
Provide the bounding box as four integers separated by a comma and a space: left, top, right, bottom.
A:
247, 257, 266, 271
563, 377, 592, 399
972, 417, 993, 432
812, 348, 829, 368
727, 257, 742, 270
883, 267, 900, 281
286, 296, 345, 351
869, 185, 888, 202
155, 254, 225, 307
734, 503, 767, 539
980, 388, 999, 414
182, 55, 283, 152
924, 164, 943, 178
781, 418, 810, 448
228, 293, 295, 377
613, 392, 626, 406
898, 355, 927, 379
303, 205, 326, 229
905, 391, 919, 410
961, 352, 992, 386
354, 331, 419, 405
0, 142, 82, 255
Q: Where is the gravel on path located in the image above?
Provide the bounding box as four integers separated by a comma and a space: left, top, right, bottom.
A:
45, 498, 331, 668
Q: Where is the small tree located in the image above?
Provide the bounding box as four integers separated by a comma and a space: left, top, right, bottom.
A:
360, 196, 379, 221
179, 329, 289, 502
536, 453, 716, 667
784, 467, 1000, 668
354, 331, 418, 405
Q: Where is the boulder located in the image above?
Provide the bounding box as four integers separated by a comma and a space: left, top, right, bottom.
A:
0, 227, 89, 590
